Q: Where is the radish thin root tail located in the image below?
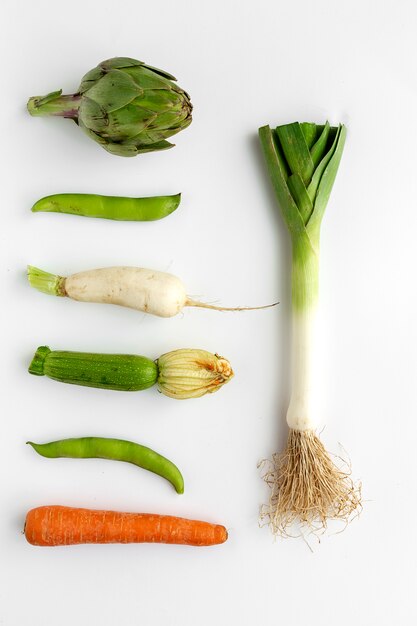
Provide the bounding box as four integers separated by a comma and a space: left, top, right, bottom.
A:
185, 298, 278, 312
260, 429, 361, 537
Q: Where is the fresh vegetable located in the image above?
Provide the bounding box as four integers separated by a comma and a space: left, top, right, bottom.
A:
29, 346, 233, 399
258, 121, 361, 534
28, 265, 276, 318
27, 437, 184, 494
27, 57, 192, 157
24, 506, 228, 547
31, 193, 181, 221
29, 346, 158, 391
156, 349, 232, 398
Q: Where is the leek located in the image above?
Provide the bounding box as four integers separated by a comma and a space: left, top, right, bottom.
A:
258, 121, 361, 534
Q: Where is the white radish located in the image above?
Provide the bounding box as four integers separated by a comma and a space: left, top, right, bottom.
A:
28, 265, 276, 318
65, 267, 186, 318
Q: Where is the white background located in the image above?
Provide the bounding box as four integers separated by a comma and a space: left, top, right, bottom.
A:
1, 0, 416, 624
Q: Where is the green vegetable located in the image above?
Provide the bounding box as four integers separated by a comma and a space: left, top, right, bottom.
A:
29, 346, 158, 391
27, 437, 184, 494
27, 57, 192, 157
259, 122, 345, 318
28, 267, 65, 297
31, 193, 181, 221
258, 121, 360, 534
29, 346, 233, 399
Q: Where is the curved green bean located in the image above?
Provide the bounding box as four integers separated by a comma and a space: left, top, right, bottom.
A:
31, 192, 181, 221
27, 437, 184, 494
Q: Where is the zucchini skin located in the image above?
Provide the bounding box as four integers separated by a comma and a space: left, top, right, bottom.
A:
29, 346, 158, 391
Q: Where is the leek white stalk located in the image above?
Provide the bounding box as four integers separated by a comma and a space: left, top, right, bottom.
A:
286, 308, 318, 431
258, 121, 361, 534
286, 240, 320, 431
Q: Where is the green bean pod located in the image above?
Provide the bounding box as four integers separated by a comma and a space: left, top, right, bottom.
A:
27, 437, 184, 494
31, 192, 181, 221
29, 346, 158, 391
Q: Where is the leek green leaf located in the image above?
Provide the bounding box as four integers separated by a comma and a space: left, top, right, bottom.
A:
287, 174, 314, 224
310, 121, 330, 168
300, 122, 318, 149
276, 123, 315, 185
259, 120, 346, 309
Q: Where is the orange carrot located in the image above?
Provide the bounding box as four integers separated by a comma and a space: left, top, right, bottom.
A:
24, 505, 228, 547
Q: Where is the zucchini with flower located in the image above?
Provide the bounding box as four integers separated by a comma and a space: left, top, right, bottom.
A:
29, 346, 233, 399
28, 265, 276, 318
258, 121, 361, 534
27, 57, 192, 157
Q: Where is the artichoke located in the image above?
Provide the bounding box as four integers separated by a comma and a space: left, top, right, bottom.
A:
27, 57, 193, 157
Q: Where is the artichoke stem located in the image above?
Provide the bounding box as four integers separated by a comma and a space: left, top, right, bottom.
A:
27, 92, 81, 119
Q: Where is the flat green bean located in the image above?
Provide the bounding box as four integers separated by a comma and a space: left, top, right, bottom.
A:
27, 437, 184, 494
31, 193, 181, 221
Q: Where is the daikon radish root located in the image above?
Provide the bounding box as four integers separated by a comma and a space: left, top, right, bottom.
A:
28, 265, 277, 318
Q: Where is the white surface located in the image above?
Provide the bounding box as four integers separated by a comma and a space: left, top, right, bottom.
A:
1, 0, 417, 624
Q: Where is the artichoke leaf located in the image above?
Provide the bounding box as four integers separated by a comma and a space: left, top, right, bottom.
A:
79, 67, 104, 93
98, 57, 177, 80
33, 89, 63, 107
99, 57, 145, 70
147, 110, 187, 130
103, 142, 145, 157
105, 106, 157, 140
126, 121, 189, 145
79, 125, 112, 150
78, 97, 108, 133
123, 66, 177, 90
85, 70, 141, 112
140, 64, 177, 81
132, 139, 175, 153
104, 139, 174, 156
132, 90, 179, 112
